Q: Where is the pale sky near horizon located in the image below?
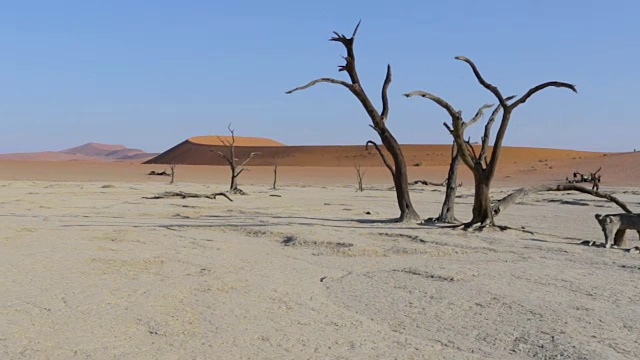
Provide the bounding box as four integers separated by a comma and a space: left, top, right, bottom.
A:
0, 1, 637, 153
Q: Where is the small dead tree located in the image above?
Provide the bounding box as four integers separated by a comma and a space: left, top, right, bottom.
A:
286, 22, 420, 222
272, 161, 278, 190
213, 124, 260, 194
442, 56, 576, 227
169, 163, 177, 185
405, 92, 497, 223
355, 165, 366, 192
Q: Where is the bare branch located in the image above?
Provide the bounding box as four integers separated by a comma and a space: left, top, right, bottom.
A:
365, 140, 394, 175
403, 90, 459, 120
510, 81, 577, 109
380, 65, 392, 121
455, 56, 506, 107
216, 136, 231, 147
464, 103, 494, 129
286, 78, 354, 94
238, 152, 260, 168
492, 184, 634, 217
214, 150, 233, 166
351, 19, 361, 38
143, 191, 233, 202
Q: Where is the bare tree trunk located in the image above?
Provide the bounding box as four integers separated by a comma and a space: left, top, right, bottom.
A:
169, 163, 176, 185
230, 173, 238, 192
471, 171, 493, 226
380, 129, 420, 222
437, 142, 460, 223
272, 163, 278, 190
355, 165, 365, 192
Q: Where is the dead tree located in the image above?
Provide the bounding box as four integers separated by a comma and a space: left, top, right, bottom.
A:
405, 91, 497, 223
272, 161, 278, 190
355, 165, 366, 192
286, 22, 420, 222
444, 56, 577, 227
169, 163, 177, 185
213, 124, 259, 194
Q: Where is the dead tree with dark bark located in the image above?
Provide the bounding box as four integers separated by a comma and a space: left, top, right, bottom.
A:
355, 165, 366, 192
213, 124, 260, 194
405, 91, 497, 223
272, 161, 278, 190
169, 163, 177, 185
444, 56, 577, 227
286, 22, 420, 222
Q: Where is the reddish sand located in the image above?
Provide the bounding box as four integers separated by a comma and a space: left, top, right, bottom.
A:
2, 150, 638, 187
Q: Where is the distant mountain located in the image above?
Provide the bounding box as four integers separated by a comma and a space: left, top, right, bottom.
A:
0, 142, 158, 162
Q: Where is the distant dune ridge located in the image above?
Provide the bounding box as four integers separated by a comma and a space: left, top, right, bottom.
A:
0, 142, 158, 161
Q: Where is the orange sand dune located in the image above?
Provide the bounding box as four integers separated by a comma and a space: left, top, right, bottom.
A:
146, 138, 606, 168
188, 136, 285, 147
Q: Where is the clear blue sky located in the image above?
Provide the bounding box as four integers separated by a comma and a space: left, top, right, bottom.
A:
0, 0, 637, 153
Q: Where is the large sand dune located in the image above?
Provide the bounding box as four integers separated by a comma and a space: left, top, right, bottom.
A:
1, 181, 639, 359
145, 136, 608, 168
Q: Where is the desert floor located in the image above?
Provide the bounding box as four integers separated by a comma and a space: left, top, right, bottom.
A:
1, 178, 640, 359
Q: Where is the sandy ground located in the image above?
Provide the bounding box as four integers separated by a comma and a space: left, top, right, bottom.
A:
1, 178, 640, 359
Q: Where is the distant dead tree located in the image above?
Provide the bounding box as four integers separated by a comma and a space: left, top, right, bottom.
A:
355, 165, 366, 192
169, 163, 177, 185
286, 22, 420, 222
213, 124, 260, 194
437, 56, 576, 227
405, 92, 498, 223
272, 161, 278, 190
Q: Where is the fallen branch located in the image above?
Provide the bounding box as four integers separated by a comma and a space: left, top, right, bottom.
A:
147, 170, 171, 177
410, 179, 446, 187
143, 191, 233, 202
492, 183, 634, 216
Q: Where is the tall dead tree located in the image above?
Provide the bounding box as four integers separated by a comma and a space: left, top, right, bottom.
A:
213, 124, 259, 194
405, 92, 497, 223
286, 22, 420, 222
444, 56, 576, 227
